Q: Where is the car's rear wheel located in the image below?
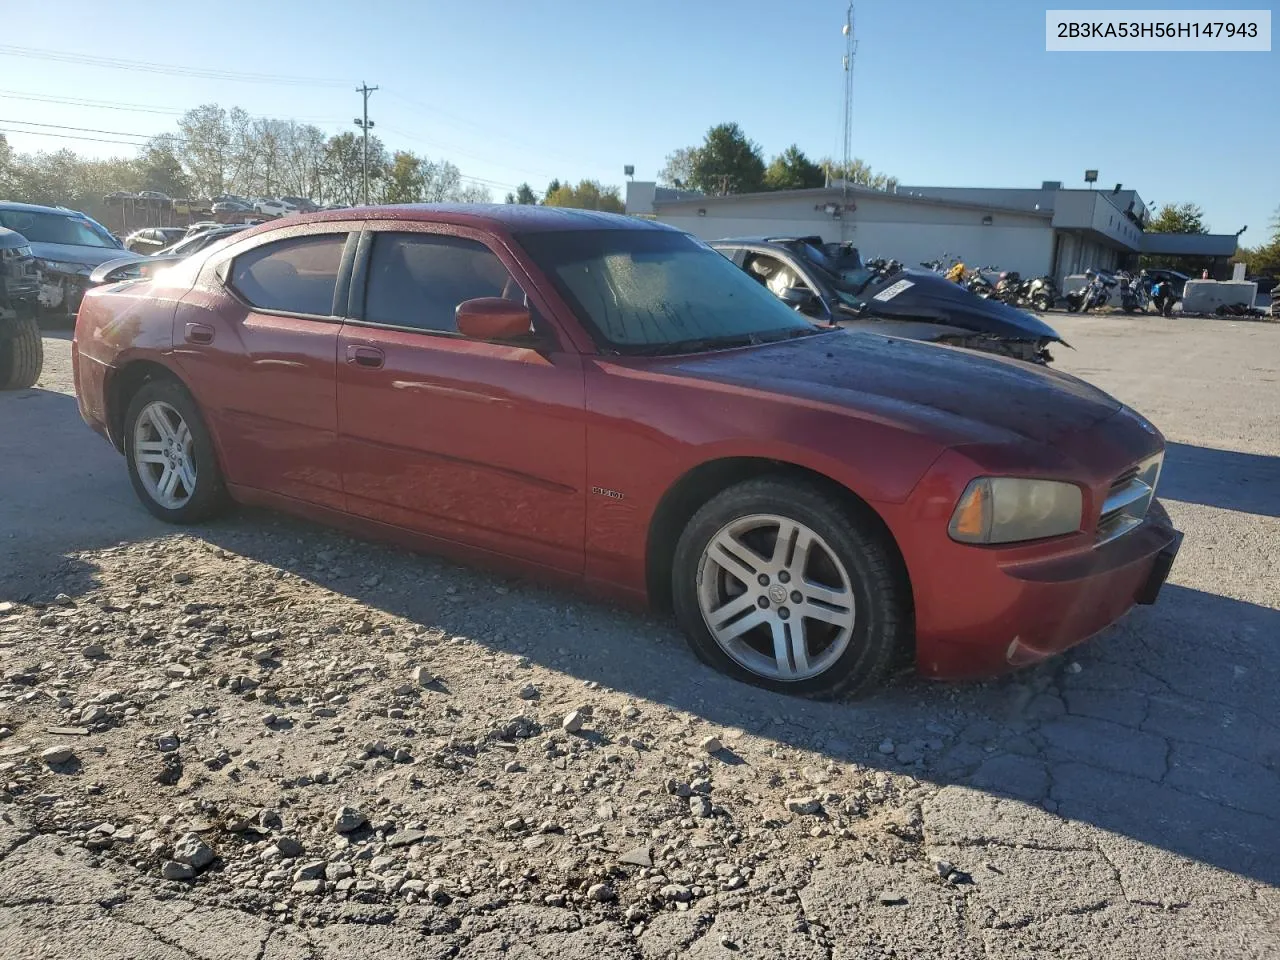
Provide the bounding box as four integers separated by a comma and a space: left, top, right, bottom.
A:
124, 378, 227, 523
0, 317, 43, 390
671, 477, 909, 699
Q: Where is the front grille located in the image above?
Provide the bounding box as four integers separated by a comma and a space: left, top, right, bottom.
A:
1096, 454, 1163, 545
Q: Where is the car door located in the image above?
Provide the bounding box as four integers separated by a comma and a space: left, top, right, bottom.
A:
173, 225, 356, 510
335, 224, 586, 574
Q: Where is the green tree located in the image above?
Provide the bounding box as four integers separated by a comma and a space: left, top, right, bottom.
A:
0, 134, 15, 196
176, 104, 236, 198
763, 145, 825, 191
658, 146, 698, 189
543, 180, 624, 213
1149, 202, 1208, 234
514, 182, 538, 205
544, 179, 562, 202
818, 157, 897, 191
382, 151, 425, 203
137, 135, 191, 198
322, 131, 386, 206
688, 123, 765, 195
1233, 205, 1280, 276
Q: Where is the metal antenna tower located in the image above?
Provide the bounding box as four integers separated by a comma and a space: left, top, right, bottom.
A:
839, 4, 857, 240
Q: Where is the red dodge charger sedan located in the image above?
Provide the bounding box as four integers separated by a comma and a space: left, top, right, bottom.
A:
72, 205, 1181, 697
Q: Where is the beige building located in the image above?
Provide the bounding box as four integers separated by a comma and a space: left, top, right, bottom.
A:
626, 180, 1239, 285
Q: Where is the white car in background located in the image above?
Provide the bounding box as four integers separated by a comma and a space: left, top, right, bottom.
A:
253, 198, 298, 218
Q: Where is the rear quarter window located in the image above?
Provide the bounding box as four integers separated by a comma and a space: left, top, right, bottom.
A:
229, 233, 347, 317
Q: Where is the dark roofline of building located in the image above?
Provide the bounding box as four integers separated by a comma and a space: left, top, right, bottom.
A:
651, 185, 1054, 220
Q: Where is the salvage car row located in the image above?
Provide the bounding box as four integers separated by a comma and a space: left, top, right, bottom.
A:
69, 204, 1182, 698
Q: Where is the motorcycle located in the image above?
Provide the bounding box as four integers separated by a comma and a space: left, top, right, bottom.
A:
965, 265, 997, 299
994, 271, 1024, 305
1025, 275, 1057, 312
1065, 271, 1111, 313
1116, 271, 1148, 313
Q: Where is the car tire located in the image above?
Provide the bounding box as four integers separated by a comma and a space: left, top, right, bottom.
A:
123, 378, 228, 524
0, 317, 43, 390
671, 476, 909, 699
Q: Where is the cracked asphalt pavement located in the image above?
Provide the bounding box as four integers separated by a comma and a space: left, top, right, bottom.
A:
0, 315, 1277, 958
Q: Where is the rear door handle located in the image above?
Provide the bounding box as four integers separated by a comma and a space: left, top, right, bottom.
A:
184, 322, 214, 345
346, 344, 384, 369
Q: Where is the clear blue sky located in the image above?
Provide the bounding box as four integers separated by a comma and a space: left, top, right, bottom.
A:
2, 0, 1276, 234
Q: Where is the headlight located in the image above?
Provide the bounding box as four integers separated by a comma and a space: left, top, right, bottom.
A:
39, 260, 92, 277
949, 478, 1083, 544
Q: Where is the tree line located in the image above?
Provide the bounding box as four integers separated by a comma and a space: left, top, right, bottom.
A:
657, 122, 897, 195
0, 103, 496, 226
497, 123, 898, 215
1141, 201, 1280, 278
1234, 207, 1280, 277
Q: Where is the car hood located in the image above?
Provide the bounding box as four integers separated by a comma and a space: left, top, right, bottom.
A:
29, 241, 139, 271
660, 329, 1120, 447
844, 269, 1062, 342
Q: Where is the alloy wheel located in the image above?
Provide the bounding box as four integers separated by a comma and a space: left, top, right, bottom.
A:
132, 400, 197, 509
696, 514, 856, 681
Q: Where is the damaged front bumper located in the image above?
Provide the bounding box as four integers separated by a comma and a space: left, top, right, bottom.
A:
36, 261, 93, 314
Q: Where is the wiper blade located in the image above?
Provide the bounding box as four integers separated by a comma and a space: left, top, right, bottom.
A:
769, 325, 829, 341
624, 334, 763, 356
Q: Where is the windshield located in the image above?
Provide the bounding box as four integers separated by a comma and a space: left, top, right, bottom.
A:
0, 210, 120, 249
518, 229, 817, 354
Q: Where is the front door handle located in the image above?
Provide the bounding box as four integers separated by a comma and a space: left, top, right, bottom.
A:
346, 344, 385, 369
184, 322, 214, 345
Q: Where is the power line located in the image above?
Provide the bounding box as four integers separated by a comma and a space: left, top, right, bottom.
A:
0, 89, 348, 125
0, 118, 179, 142
0, 127, 156, 148
0, 89, 184, 117
378, 123, 556, 184
383, 90, 592, 174
0, 44, 352, 87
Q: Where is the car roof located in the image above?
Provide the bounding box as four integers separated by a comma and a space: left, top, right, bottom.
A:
292, 203, 680, 234
0, 200, 91, 218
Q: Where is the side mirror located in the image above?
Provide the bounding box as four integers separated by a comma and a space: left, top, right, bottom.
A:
456, 297, 534, 341
778, 286, 817, 310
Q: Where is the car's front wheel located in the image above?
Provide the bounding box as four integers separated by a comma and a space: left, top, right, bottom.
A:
671, 477, 910, 699
124, 378, 228, 523
0, 317, 43, 390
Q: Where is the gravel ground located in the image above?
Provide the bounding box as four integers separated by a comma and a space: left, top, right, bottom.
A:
0, 316, 1277, 959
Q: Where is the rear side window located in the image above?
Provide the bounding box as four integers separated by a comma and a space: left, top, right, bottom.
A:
229, 233, 347, 317
364, 233, 524, 333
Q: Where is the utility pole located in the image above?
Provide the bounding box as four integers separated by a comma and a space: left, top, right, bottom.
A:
354, 82, 379, 206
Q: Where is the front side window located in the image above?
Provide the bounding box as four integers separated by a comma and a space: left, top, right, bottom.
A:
517, 229, 817, 354
364, 233, 525, 334
229, 233, 347, 316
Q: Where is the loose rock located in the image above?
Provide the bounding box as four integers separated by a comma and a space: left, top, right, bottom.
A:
40, 745, 74, 766
160, 860, 194, 881
784, 796, 823, 816
172, 833, 214, 870
333, 805, 366, 833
